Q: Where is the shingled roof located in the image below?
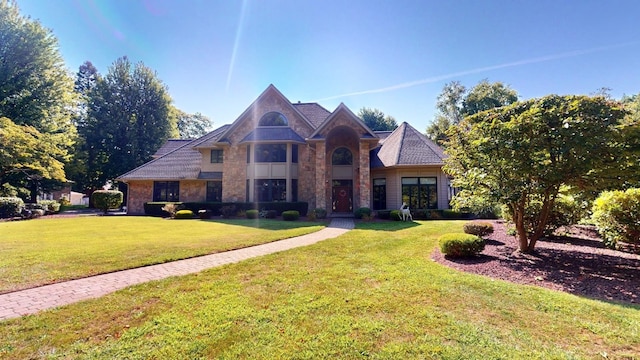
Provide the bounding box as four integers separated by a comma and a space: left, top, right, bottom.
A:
292, 103, 331, 128
152, 139, 193, 158
118, 125, 229, 180
371, 122, 446, 168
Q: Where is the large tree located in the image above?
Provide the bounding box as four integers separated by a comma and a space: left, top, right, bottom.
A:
175, 108, 213, 139
427, 80, 518, 144
83, 56, 177, 189
0, 0, 76, 198
445, 95, 627, 253
357, 107, 398, 131
65, 61, 101, 192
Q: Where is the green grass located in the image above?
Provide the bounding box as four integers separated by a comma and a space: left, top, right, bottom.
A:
0, 217, 324, 293
1, 220, 638, 359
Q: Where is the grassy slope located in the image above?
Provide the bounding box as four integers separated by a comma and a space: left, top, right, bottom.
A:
0, 217, 324, 292
0, 220, 638, 359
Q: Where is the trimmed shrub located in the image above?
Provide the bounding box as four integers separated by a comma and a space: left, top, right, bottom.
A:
174, 209, 194, 219
439, 233, 485, 257
246, 209, 259, 219
91, 190, 123, 214
265, 210, 278, 219
442, 209, 474, 219
282, 210, 300, 221
463, 221, 495, 237
0, 197, 24, 218
390, 209, 401, 221
38, 200, 61, 214
592, 188, 640, 249
354, 207, 372, 219
314, 208, 327, 219
220, 205, 236, 219
180, 202, 309, 217
376, 210, 391, 220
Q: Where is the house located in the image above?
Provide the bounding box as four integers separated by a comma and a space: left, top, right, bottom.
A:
117, 85, 449, 215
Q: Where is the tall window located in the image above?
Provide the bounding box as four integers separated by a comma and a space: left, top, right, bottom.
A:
206, 181, 222, 202
255, 144, 287, 162
210, 149, 223, 163
401, 177, 437, 209
372, 178, 386, 210
153, 181, 179, 202
255, 179, 287, 202
332, 147, 353, 165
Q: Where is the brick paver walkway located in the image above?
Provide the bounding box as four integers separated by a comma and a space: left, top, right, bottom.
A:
0, 218, 354, 321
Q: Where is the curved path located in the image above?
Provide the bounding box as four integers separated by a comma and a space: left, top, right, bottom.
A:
0, 218, 354, 321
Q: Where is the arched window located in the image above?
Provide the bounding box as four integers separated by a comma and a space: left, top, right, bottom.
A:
258, 112, 288, 126
332, 147, 353, 165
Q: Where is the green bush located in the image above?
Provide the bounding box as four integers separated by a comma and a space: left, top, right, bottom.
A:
91, 190, 123, 214
282, 210, 300, 221
38, 200, 61, 214
0, 197, 24, 218
313, 208, 327, 219
390, 210, 401, 221
439, 233, 485, 257
463, 221, 495, 237
174, 209, 194, 219
246, 209, 259, 219
220, 205, 236, 219
179, 202, 309, 217
265, 210, 278, 219
442, 209, 474, 219
376, 210, 391, 219
354, 207, 372, 219
592, 188, 640, 249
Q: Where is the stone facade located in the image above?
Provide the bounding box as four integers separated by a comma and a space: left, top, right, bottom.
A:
127, 180, 153, 215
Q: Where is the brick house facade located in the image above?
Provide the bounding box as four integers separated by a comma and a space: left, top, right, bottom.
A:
118, 85, 449, 215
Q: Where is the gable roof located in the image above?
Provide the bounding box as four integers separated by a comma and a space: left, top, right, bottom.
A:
214, 85, 316, 144
371, 122, 446, 168
118, 125, 229, 181
308, 103, 378, 140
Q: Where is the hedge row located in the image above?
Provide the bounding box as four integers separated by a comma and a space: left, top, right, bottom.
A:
377, 209, 475, 220
144, 201, 309, 217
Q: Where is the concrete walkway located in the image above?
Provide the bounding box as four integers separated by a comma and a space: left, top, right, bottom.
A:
0, 218, 354, 321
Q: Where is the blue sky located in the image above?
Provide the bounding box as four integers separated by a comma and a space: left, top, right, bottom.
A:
18, 0, 640, 132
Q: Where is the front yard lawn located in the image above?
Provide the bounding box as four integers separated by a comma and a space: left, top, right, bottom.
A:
0, 217, 324, 293
1, 220, 638, 358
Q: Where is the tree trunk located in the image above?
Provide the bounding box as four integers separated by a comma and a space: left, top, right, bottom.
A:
512, 201, 531, 253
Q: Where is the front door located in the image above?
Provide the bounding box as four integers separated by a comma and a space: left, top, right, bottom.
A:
332, 184, 352, 213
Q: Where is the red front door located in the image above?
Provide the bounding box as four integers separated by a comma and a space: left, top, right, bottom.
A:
332, 185, 352, 212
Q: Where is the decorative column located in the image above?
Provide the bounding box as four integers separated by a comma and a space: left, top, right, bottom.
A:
314, 141, 327, 210
359, 141, 371, 209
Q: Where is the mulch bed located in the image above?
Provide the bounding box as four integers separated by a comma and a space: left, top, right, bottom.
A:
432, 220, 640, 305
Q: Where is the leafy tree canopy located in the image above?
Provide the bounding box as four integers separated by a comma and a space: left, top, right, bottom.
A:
0, 0, 76, 197
83, 56, 177, 190
427, 79, 518, 144
175, 108, 212, 139
0, 117, 66, 196
357, 107, 398, 131
445, 95, 627, 253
